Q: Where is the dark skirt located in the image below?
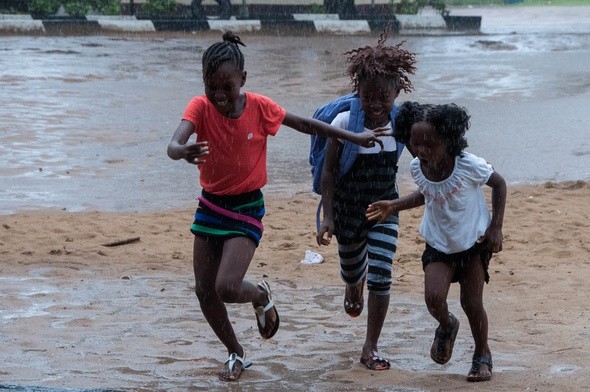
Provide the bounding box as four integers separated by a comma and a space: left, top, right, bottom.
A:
421, 242, 492, 283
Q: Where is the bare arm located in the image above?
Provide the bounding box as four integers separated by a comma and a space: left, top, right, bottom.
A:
316, 138, 341, 246
477, 171, 507, 253
366, 190, 425, 222
167, 119, 209, 164
282, 112, 388, 148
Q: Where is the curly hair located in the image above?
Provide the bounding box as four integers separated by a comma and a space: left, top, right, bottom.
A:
395, 102, 470, 157
343, 25, 417, 93
202, 31, 246, 80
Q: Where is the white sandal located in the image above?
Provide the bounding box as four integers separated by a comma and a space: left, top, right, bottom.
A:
224, 352, 252, 373
254, 280, 280, 339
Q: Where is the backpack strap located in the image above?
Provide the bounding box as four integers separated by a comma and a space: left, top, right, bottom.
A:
339, 97, 364, 175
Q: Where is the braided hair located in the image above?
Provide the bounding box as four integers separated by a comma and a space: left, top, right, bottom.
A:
202, 31, 246, 80
344, 24, 417, 94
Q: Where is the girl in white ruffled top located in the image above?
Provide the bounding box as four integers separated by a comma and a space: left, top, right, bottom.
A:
366, 102, 506, 382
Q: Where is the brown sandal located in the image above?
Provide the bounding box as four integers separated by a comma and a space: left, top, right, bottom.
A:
343, 280, 364, 317
361, 355, 391, 371
466, 354, 493, 382
430, 312, 460, 364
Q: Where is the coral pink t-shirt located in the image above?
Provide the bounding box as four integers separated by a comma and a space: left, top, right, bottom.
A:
182, 92, 286, 195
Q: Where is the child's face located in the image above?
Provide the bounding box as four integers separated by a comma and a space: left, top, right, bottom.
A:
203, 60, 246, 117
358, 76, 399, 129
410, 121, 450, 170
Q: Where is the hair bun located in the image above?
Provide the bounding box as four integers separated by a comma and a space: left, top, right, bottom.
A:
222, 31, 246, 47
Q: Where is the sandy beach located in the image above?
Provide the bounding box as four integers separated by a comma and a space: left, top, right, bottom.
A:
1, 4, 589, 391
1, 180, 589, 391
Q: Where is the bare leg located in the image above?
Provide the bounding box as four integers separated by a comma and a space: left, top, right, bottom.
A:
360, 291, 391, 370
424, 261, 460, 364
192, 236, 267, 381
424, 262, 454, 329
460, 254, 492, 378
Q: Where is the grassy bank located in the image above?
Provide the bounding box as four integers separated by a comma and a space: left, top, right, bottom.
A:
446, 0, 590, 5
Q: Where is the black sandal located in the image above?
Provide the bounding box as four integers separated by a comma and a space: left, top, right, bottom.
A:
430, 312, 460, 364
466, 353, 493, 382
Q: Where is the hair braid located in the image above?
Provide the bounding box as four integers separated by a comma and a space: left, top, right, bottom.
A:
202, 31, 246, 80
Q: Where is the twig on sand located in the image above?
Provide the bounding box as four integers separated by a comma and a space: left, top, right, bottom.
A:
101, 237, 141, 247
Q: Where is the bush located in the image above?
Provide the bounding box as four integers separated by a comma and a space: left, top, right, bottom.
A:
27, 0, 121, 17
62, 0, 89, 16
28, 0, 60, 17
141, 0, 178, 16
88, 0, 120, 15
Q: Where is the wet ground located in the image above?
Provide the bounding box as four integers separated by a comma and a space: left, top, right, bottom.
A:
1, 8, 589, 392
1, 6, 589, 214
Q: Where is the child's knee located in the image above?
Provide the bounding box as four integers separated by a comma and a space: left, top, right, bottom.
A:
214, 280, 240, 302
194, 279, 210, 299
460, 296, 484, 314
366, 280, 391, 295
424, 290, 446, 311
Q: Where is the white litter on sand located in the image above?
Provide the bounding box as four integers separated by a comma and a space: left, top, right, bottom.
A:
301, 250, 324, 265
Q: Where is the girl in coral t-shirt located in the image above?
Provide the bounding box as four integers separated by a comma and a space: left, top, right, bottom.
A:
167, 31, 387, 382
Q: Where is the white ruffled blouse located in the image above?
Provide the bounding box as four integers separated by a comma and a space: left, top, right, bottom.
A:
411, 152, 494, 254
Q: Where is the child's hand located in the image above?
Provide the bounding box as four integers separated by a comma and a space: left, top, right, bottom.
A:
477, 226, 503, 253
373, 126, 393, 137
316, 218, 334, 246
366, 200, 395, 222
356, 130, 384, 149
183, 141, 209, 165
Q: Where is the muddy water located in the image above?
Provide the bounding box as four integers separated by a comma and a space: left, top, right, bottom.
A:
1, 17, 589, 214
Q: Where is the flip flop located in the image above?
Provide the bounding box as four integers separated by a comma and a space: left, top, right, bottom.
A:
254, 280, 280, 339
219, 352, 252, 382
361, 355, 391, 371
344, 280, 364, 318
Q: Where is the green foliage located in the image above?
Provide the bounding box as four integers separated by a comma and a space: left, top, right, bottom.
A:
141, 0, 178, 16
308, 3, 327, 13
88, 0, 120, 15
394, 0, 425, 14
27, 0, 60, 17
27, 0, 121, 16
62, 0, 90, 16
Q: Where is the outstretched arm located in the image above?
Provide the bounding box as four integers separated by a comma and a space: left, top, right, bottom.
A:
167, 120, 209, 164
477, 171, 507, 253
366, 190, 425, 222
282, 112, 389, 148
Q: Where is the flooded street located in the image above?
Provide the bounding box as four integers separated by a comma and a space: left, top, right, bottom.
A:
1, 7, 589, 214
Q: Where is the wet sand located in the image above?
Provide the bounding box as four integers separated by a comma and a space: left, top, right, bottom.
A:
1, 5, 589, 392
1, 181, 589, 391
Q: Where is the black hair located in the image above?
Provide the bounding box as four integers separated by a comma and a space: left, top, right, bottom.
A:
394, 101, 427, 144
344, 24, 417, 93
202, 31, 246, 80
395, 101, 470, 157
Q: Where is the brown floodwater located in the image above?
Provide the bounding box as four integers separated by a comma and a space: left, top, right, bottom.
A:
1, 10, 589, 214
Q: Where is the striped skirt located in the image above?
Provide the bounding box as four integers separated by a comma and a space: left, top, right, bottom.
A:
190, 189, 265, 246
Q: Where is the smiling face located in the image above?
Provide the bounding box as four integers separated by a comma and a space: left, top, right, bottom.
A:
203, 60, 246, 118
358, 76, 400, 129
